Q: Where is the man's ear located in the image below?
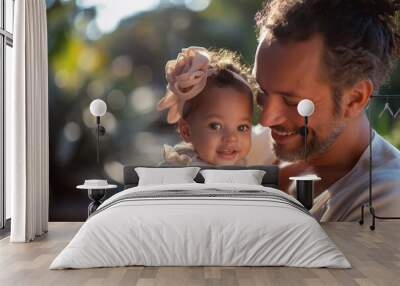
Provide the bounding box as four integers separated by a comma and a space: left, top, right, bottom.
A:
343, 79, 373, 118
178, 119, 191, 142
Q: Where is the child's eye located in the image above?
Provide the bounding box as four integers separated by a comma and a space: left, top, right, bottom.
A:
238, 125, 250, 132
208, 123, 222, 130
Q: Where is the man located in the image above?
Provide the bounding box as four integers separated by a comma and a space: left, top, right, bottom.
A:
252, 0, 400, 221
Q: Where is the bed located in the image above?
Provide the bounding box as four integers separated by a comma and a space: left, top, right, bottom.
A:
50, 165, 350, 269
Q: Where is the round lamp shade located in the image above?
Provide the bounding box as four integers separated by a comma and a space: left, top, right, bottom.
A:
90, 99, 107, 117
297, 99, 315, 117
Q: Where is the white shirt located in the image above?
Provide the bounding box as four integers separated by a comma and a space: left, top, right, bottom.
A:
311, 131, 400, 221
249, 127, 400, 221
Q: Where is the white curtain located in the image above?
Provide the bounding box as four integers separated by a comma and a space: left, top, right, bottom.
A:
6, 0, 49, 242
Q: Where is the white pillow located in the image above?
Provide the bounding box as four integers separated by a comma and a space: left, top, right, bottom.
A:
135, 167, 200, 186
200, 169, 266, 185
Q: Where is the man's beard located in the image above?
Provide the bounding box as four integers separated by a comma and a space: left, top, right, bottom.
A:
273, 121, 346, 162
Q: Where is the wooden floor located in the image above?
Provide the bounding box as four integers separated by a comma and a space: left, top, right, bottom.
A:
0, 222, 399, 286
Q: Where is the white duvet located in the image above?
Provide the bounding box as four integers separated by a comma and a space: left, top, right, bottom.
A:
50, 183, 350, 269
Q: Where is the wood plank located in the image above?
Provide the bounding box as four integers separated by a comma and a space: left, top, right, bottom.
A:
0, 222, 399, 286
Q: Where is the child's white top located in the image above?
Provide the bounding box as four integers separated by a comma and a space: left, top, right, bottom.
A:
246, 125, 277, 165
160, 142, 211, 166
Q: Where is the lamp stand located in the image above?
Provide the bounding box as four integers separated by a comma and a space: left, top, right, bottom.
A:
95, 116, 106, 164
96, 116, 100, 164
304, 116, 308, 162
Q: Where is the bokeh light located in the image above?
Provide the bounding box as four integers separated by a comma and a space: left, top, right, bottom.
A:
64, 122, 82, 142
129, 86, 157, 114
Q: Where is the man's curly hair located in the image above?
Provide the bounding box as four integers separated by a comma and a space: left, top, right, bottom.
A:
255, 0, 400, 113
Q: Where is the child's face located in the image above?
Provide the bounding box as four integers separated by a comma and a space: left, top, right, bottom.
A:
180, 85, 253, 165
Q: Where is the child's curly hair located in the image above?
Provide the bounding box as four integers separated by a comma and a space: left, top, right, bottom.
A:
182, 48, 256, 119
208, 49, 257, 92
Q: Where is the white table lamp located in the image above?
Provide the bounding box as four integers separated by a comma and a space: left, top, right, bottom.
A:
290, 99, 320, 210
297, 99, 315, 162
89, 99, 107, 164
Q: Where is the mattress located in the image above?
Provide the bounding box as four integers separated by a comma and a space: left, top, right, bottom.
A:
50, 183, 351, 269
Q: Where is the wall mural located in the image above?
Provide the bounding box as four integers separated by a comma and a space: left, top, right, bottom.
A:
46, 0, 400, 221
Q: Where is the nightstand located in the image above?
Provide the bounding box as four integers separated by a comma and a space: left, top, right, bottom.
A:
289, 175, 321, 210
77, 180, 117, 217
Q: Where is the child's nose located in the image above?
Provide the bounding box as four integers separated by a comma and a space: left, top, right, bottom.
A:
222, 129, 238, 143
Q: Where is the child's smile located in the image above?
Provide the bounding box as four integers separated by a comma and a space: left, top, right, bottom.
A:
216, 146, 240, 161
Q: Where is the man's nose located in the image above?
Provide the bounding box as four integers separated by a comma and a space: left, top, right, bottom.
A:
259, 94, 287, 127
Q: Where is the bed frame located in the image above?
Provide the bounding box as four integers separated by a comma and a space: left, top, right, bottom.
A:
123, 165, 280, 190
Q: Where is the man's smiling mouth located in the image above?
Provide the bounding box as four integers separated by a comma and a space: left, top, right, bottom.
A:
272, 129, 297, 136
271, 129, 298, 144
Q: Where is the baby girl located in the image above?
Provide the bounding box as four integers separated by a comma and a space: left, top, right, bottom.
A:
157, 47, 256, 166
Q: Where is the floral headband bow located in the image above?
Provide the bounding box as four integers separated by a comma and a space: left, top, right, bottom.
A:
156, 46, 217, 124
